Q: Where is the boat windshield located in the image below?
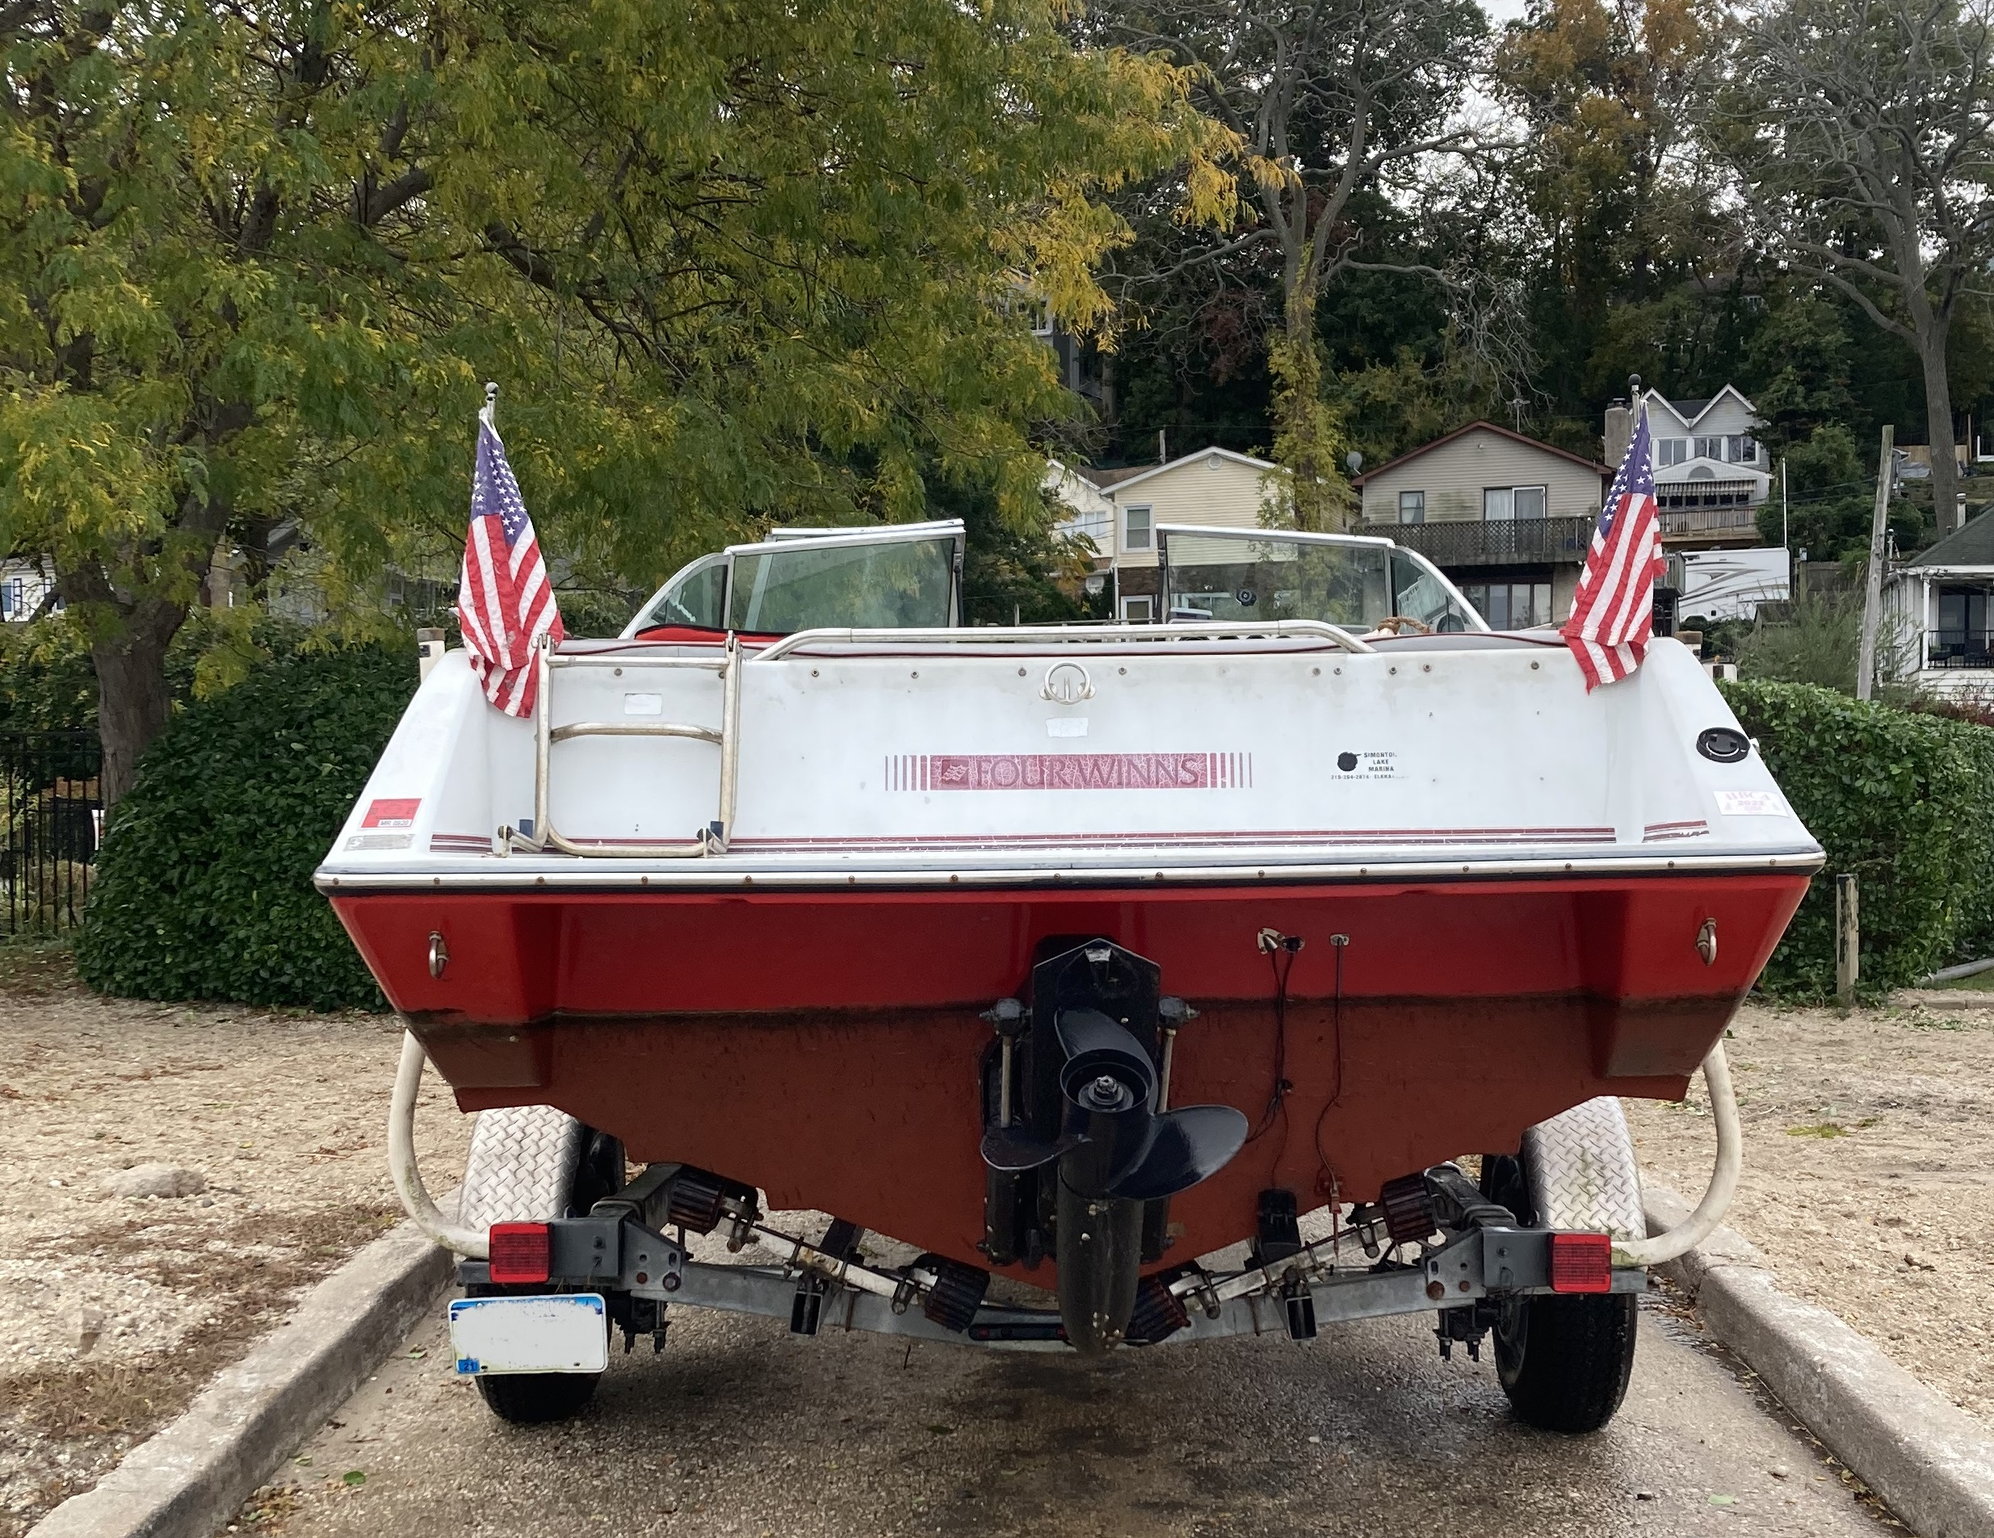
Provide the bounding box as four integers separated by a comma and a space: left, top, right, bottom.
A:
728, 536, 954, 631
626, 524, 962, 636
1158, 527, 1484, 633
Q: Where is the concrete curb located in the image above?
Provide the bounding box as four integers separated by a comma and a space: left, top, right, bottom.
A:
1888, 987, 1994, 1013
1645, 1184, 1994, 1538
27, 1209, 455, 1538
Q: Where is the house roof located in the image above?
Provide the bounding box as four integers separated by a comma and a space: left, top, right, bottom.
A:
1350, 421, 1609, 486
1073, 446, 1281, 497
1074, 464, 1155, 490
1644, 384, 1758, 430
1909, 509, 1994, 567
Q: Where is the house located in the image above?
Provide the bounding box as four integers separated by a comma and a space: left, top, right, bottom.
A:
1351, 422, 1610, 629
0, 558, 56, 621
1882, 510, 1994, 697
1603, 387, 1768, 550
1047, 449, 1285, 620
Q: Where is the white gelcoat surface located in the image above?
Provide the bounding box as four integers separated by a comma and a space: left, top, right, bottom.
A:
318, 632, 1820, 888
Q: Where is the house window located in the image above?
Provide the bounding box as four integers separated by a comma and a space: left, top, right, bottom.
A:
1459, 580, 1555, 630
1124, 504, 1153, 551
1932, 587, 1994, 666
1658, 438, 1688, 467
1694, 435, 1724, 462
1398, 490, 1425, 524
0, 578, 24, 620
1120, 595, 1154, 622
1729, 435, 1758, 465
1483, 486, 1546, 521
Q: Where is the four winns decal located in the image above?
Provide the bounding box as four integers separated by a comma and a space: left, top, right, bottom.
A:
887, 753, 1253, 791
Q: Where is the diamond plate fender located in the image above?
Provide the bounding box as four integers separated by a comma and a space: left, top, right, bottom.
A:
1522, 1096, 1645, 1242
459, 1105, 589, 1229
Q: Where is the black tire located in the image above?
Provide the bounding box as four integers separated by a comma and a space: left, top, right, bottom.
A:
1480, 1151, 1638, 1434
468, 1127, 624, 1427
475, 1363, 603, 1424
1492, 1290, 1639, 1434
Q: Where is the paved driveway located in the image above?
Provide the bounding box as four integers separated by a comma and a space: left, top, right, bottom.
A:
259, 1283, 1890, 1537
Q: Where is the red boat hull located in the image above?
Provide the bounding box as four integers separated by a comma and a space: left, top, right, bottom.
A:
333, 871, 1807, 1280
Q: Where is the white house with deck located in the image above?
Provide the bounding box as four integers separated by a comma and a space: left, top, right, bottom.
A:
1883, 512, 1994, 697
1603, 387, 1769, 550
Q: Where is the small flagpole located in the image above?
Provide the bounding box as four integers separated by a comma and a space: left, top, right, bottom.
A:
480, 381, 498, 431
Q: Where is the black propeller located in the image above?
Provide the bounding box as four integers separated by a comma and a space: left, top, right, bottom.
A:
978, 1008, 1246, 1202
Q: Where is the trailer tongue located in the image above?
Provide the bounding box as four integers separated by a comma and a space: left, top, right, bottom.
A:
324, 519, 1818, 1431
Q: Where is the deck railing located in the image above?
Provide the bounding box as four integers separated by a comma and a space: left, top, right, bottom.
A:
1658, 504, 1760, 537
1362, 515, 1597, 568
1927, 631, 1994, 669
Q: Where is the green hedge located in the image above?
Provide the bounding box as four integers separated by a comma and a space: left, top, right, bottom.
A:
77, 645, 416, 1010
1723, 680, 1994, 997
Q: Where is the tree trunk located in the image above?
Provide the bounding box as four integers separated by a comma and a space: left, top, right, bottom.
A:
1267, 289, 1351, 532
1917, 328, 1960, 535
86, 599, 184, 810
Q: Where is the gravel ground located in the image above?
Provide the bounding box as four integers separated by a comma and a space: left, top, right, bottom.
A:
0, 950, 467, 1537
1624, 998, 1994, 1431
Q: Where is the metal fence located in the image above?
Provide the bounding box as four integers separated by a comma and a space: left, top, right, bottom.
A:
0, 730, 102, 934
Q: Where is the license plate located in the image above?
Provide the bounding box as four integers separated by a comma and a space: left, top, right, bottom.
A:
449, 1293, 609, 1376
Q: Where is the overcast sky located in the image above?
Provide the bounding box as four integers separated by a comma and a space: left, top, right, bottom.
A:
1481, 0, 1531, 25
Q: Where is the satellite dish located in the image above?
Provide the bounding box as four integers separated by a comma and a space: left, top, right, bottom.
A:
1345, 450, 1364, 474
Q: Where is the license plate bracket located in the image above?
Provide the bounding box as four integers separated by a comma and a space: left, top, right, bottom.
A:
448, 1292, 609, 1376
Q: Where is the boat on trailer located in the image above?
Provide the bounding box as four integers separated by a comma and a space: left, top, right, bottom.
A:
322, 518, 1820, 1430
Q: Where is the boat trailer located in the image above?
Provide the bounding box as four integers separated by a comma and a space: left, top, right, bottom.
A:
450, 1155, 1642, 1358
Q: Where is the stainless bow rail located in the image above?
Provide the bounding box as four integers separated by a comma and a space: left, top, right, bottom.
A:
755, 618, 1377, 660
513, 620, 1375, 859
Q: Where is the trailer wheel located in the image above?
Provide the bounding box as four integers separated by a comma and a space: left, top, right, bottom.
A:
460, 1106, 624, 1426
1489, 1283, 1639, 1434
1480, 1100, 1642, 1435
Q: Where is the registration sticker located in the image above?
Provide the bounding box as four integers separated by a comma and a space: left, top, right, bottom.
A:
1714, 789, 1790, 818
361, 797, 421, 829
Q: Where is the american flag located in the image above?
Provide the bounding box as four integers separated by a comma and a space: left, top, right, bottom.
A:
1562, 402, 1666, 690
456, 407, 563, 716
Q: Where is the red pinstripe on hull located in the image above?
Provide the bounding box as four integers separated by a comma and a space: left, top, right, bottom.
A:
332, 870, 1807, 1277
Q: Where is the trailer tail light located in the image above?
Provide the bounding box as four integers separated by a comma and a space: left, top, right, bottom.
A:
488, 1222, 552, 1285
1549, 1231, 1613, 1293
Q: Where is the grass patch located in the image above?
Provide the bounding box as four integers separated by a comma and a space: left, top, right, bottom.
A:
0, 934, 77, 995
1786, 1122, 1849, 1138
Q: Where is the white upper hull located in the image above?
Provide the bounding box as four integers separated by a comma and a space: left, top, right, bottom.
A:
317, 630, 1821, 892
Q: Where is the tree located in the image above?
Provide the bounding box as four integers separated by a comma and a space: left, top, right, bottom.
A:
0, 4, 456, 803
1707, 0, 1994, 537
1093, 0, 1488, 528
0, 2, 1217, 804
1493, 0, 1736, 411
